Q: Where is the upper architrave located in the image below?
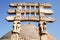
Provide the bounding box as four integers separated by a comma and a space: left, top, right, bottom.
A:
9, 3, 52, 8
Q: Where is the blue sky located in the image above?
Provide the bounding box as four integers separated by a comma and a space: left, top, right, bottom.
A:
0, 0, 60, 40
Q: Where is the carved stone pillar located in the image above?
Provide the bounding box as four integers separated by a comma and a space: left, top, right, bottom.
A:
39, 4, 45, 33
11, 5, 22, 40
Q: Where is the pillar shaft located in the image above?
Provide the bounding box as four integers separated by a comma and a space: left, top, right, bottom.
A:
39, 5, 45, 33
11, 5, 22, 40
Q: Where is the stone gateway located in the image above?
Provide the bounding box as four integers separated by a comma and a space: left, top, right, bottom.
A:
0, 2, 55, 40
